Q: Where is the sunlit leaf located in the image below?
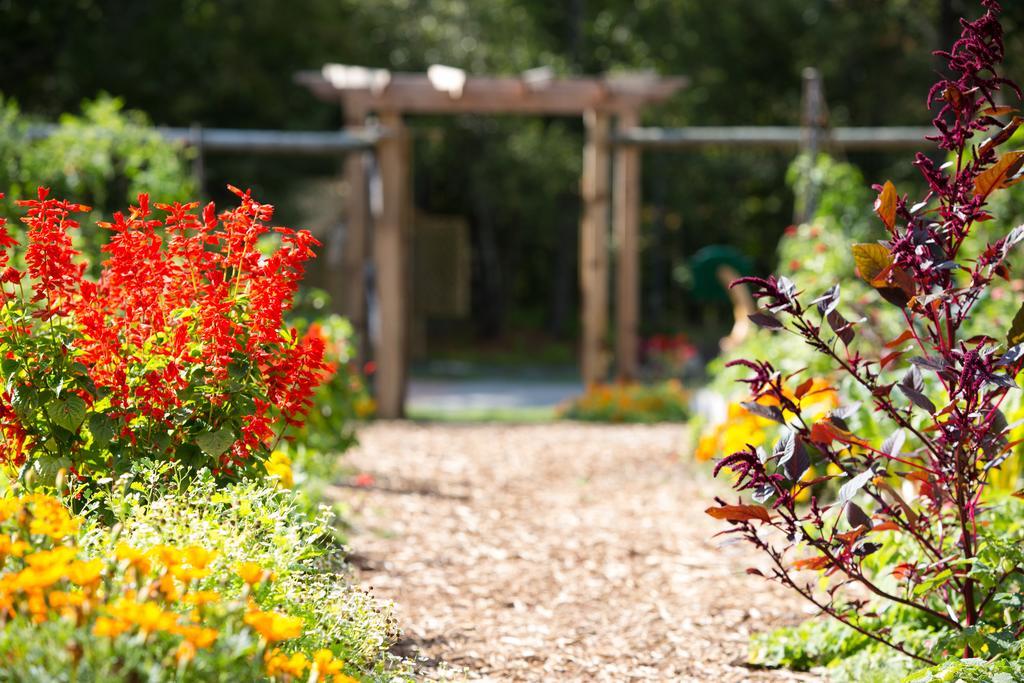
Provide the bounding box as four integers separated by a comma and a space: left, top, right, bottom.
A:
852, 243, 892, 284
195, 427, 235, 457
705, 504, 771, 523
837, 469, 874, 506
974, 151, 1024, 198
874, 181, 897, 231
47, 395, 87, 432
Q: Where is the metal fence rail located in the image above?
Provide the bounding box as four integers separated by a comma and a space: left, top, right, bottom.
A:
615, 125, 935, 150
25, 124, 382, 155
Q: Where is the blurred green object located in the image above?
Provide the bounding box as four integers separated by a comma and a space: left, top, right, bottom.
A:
287, 312, 375, 455
0, 94, 194, 264
690, 245, 753, 303
559, 380, 689, 423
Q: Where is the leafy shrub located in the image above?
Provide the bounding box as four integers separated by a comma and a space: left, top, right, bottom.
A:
905, 657, 1024, 682
0, 463, 411, 681
0, 95, 194, 260
750, 493, 1024, 679
560, 380, 689, 423
289, 314, 375, 455
706, 0, 1024, 667
0, 188, 328, 484
750, 614, 920, 682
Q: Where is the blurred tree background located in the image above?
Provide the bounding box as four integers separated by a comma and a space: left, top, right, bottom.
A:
3, 0, 1023, 357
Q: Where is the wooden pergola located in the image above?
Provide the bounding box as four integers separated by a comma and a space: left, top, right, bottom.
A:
297, 65, 687, 418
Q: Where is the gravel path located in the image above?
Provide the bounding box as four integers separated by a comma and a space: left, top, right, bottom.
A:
334, 422, 820, 682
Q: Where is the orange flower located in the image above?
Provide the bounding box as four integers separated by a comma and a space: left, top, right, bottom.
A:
245, 609, 303, 642
66, 559, 104, 587
93, 616, 131, 638
183, 590, 221, 607
175, 624, 219, 648
264, 648, 310, 678
115, 544, 152, 575
175, 640, 197, 665
183, 546, 217, 570
235, 561, 266, 586
312, 649, 347, 678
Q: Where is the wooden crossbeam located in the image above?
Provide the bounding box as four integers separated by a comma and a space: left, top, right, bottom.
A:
296, 68, 686, 116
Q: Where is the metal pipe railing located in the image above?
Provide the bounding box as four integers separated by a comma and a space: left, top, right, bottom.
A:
615, 125, 934, 150
24, 124, 382, 155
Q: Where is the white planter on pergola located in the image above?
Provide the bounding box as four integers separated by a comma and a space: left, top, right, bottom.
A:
297, 65, 686, 418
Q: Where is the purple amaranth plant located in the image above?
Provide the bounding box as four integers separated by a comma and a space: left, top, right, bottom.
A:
708, 0, 1024, 663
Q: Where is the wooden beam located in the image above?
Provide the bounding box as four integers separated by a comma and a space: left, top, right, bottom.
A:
373, 111, 411, 418
339, 108, 371, 364
297, 70, 686, 116
580, 109, 611, 386
614, 110, 641, 381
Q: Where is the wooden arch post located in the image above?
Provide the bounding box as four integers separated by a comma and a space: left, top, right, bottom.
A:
340, 106, 371, 365
580, 109, 611, 386
613, 109, 641, 381
373, 111, 411, 418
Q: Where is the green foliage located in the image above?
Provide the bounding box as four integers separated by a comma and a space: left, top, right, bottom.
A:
0, 461, 414, 681
749, 495, 1024, 679
750, 615, 919, 682
0, 95, 193, 259
289, 313, 375, 456
905, 657, 1024, 682
707, 153, 893, 399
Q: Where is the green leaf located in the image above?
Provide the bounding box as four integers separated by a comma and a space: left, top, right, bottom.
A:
851, 243, 892, 284
31, 456, 71, 486
88, 413, 116, 448
195, 428, 235, 457
46, 395, 87, 432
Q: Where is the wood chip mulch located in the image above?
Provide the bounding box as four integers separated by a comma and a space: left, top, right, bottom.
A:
330, 422, 822, 682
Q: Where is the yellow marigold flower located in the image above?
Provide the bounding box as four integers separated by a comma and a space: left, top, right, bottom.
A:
183, 546, 217, 570
245, 609, 304, 642
13, 564, 65, 591
115, 544, 152, 575
0, 587, 12, 617
24, 495, 81, 539
27, 590, 48, 623
108, 600, 179, 635
24, 546, 77, 569
93, 616, 131, 638
155, 573, 180, 602
149, 545, 184, 568
694, 431, 718, 462
170, 565, 212, 583
175, 624, 219, 649
0, 536, 29, 561
0, 498, 20, 524
235, 561, 266, 586
48, 590, 86, 610
264, 451, 294, 489
66, 559, 104, 587
312, 649, 346, 677
175, 640, 197, 665
183, 590, 220, 607
264, 648, 309, 678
